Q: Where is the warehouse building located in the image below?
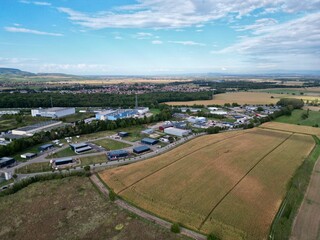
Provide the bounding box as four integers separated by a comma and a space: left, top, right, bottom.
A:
31, 107, 75, 118
133, 145, 151, 154
20, 152, 37, 159
54, 157, 73, 166
136, 107, 149, 115
0, 157, 15, 168
95, 109, 138, 121
70, 143, 92, 154
118, 132, 129, 138
108, 150, 129, 160
39, 143, 54, 152
164, 127, 190, 137
12, 121, 63, 136
141, 138, 159, 145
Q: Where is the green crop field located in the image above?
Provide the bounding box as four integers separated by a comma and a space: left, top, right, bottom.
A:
274, 109, 320, 127
100, 128, 315, 239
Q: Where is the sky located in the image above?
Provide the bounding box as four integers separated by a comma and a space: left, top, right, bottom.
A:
0, 0, 320, 75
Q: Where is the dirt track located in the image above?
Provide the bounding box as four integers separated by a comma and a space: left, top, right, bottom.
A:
291, 157, 320, 240
90, 174, 206, 240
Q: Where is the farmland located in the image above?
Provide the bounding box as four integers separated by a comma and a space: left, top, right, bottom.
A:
0, 177, 187, 240
100, 128, 315, 239
165, 92, 287, 106
260, 122, 320, 137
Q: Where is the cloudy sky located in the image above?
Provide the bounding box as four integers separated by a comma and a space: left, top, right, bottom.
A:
1, 0, 320, 74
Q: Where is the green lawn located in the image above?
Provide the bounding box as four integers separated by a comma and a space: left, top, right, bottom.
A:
78, 154, 107, 166
0, 115, 48, 132
93, 138, 131, 150
150, 108, 161, 115
15, 162, 52, 174
117, 125, 145, 142
46, 147, 75, 159
61, 112, 94, 123
275, 109, 320, 127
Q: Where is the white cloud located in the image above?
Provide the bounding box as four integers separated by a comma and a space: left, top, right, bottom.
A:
20, 1, 51, 6
57, 1, 320, 29
33, 2, 51, 6
4, 27, 63, 36
114, 36, 123, 40
169, 40, 206, 46
214, 13, 320, 70
151, 40, 163, 44
233, 18, 278, 32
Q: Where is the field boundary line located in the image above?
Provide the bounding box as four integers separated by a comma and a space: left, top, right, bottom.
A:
259, 126, 314, 136
117, 131, 249, 195
198, 132, 294, 231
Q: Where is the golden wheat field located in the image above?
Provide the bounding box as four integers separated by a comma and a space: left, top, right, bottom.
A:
165, 92, 288, 106
260, 122, 320, 137
100, 128, 315, 239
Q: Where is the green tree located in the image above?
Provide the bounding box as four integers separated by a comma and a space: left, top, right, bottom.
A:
170, 223, 180, 233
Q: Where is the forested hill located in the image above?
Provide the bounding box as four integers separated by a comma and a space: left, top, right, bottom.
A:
0, 68, 35, 76
0, 91, 212, 108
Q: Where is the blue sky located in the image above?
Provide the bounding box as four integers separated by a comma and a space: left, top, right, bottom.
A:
0, 0, 320, 75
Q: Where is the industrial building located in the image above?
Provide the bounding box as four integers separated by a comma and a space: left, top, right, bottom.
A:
70, 143, 92, 154
118, 132, 129, 138
0, 157, 15, 168
108, 150, 129, 160
136, 107, 149, 115
31, 107, 75, 118
164, 127, 190, 137
20, 153, 37, 159
133, 145, 151, 154
141, 128, 154, 135
141, 138, 159, 145
12, 121, 63, 136
159, 123, 174, 131
54, 157, 73, 166
95, 109, 138, 121
39, 143, 54, 152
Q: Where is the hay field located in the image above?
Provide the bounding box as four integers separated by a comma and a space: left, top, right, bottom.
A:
260, 122, 320, 136
165, 92, 288, 106
100, 128, 315, 239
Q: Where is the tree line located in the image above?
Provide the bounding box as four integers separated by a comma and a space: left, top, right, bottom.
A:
0, 91, 212, 108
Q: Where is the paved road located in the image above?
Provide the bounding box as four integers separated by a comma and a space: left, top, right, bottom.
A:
291, 157, 320, 240
90, 174, 206, 240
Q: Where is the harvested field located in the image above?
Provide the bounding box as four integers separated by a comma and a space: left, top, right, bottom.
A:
100, 128, 315, 239
165, 92, 288, 106
0, 177, 188, 240
260, 122, 320, 137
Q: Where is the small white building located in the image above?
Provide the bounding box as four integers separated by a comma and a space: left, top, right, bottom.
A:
136, 107, 149, 115
31, 107, 75, 118
208, 107, 219, 111
164, 127, 190, 137
211, 111, 228, 116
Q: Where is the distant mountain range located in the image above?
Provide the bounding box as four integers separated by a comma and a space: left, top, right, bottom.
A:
0, 67, 319, 78
0, 68, 36, 76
